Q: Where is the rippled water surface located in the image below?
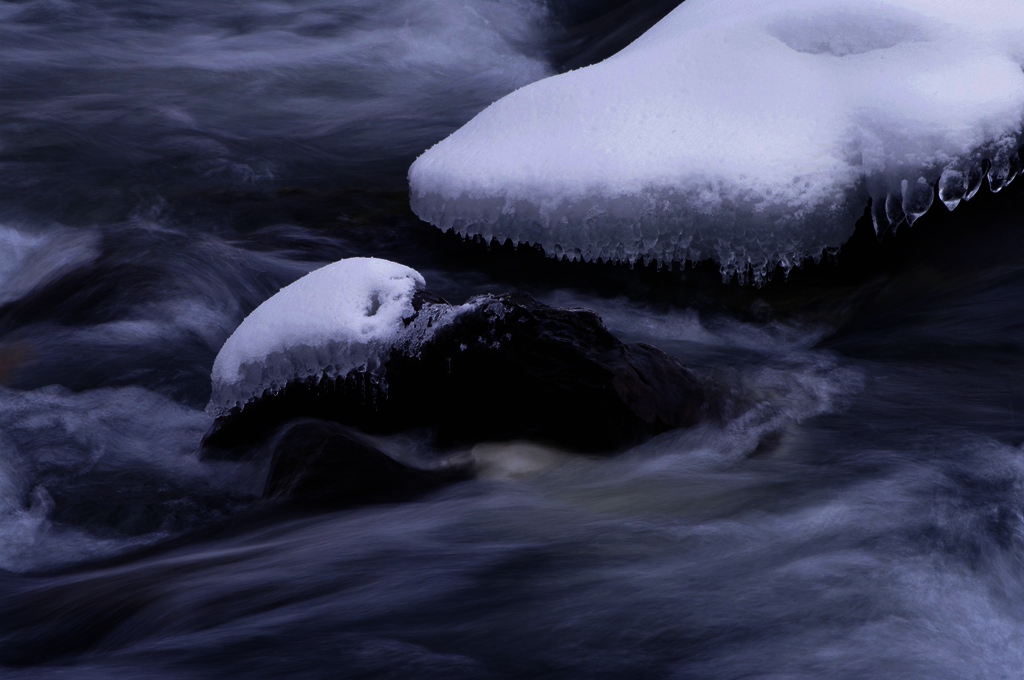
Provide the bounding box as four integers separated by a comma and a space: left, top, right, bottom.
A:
2, 1, 1024, 677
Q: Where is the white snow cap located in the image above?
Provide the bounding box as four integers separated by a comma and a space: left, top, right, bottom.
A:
208, 257, 425, 416
410, 0, 1024, 282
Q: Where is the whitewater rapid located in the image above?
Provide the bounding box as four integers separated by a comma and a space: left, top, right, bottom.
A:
3, 1, 1024, 678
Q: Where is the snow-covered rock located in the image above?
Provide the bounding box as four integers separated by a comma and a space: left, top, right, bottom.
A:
208, 257, 425, 417
205, 288, 708, 454
409, 0, 1024, 283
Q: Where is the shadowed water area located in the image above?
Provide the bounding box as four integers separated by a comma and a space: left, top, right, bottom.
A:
2, 1, 1024, 678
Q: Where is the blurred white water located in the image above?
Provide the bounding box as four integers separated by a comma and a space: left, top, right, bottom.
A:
0, 0, 553, 215
0, 383, 257, 572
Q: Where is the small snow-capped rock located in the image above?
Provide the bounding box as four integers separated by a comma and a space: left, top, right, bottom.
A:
208, 257, 425, 418
204, 285, 709, 454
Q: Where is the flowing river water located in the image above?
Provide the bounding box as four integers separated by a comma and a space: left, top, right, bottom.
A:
2, 1, 1024, 677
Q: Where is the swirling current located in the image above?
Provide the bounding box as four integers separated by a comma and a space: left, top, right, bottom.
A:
2, 1, 1024, 678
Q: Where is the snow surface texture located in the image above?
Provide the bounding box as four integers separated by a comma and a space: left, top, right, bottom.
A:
409, 0, 1024, 283
208, 258, 426, 417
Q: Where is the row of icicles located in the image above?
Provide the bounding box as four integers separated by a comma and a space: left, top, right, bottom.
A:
872, 146, 1021, 234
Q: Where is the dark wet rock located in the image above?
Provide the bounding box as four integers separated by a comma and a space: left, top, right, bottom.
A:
204, 292, 709, 456
262, 419, 471, 505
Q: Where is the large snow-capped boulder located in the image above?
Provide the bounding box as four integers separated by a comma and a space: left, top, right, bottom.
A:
409, 0, 1024, 283
204, 258, 708, 454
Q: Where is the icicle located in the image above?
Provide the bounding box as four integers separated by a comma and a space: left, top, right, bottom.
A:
966, 161, 987, 200
885, 192, 905, 229
988, 150, 1018, 193
938, 164, 968, 211
902, 177, 933, 226
870, 195, 888, 236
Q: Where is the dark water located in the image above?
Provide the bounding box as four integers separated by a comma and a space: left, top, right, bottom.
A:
2, 1, 1024, 677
